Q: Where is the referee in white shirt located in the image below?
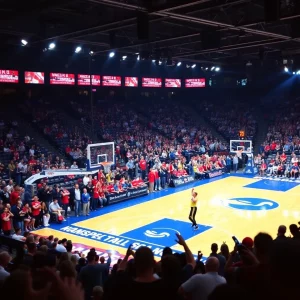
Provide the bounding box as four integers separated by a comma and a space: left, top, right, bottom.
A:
74, 184, 82, 217
83, 175, 90, 186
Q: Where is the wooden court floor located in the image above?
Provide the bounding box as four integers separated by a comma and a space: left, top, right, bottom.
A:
35, 175, 300, 261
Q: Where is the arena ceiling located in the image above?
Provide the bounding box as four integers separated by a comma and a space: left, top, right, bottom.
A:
0, 0, 300, 66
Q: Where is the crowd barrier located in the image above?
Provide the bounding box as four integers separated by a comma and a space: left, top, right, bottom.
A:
107, 185, 148, 204
170, 169, 224, 187
170, 175, 195, 187
206, 169, 224, 179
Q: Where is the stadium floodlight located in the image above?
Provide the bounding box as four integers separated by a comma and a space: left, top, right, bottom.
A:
109, 52, 115, 58
137, 55, 140, 61
89, 50, 94, 55
21, 39, 28, 46
122, 55, 127, 60
75, 46, 82, 53
293, 72, 295, 75
284, 66, 289, 73
159, 61, 162, 65
205, 67, 209, 70
48, 42, 56, 50
177, 62, 182, 66
192, 64, 196, 68
215, 67, 220, 72
211, 66, 215, 71
297, 70, 300, 75
152, 59, 155, 63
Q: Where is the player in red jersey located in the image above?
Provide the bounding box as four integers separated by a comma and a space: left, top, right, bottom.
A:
139, 156, 147, 180
61, 189, 70, 218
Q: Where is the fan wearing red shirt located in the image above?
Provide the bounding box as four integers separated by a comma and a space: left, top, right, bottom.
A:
167, 162, 174, 185
65, 145, 71, 154
31, 196, 42, 228
14, 151, 19, 160
139, 156, 147, 180
28, 156, 37, 166
118, 182, 124, 192
107, 183, 115, 193
10, 188, 20, 206
260, 160, 267, 176
148, 168, 155, 193
116, 146, 120, 158
270, 141, 276, 151
264, 144, 270, 153
119, 177, 125, 185
98, 170, 105, 182
217, 159, 223, 168
280, 153, 287, 163
99, 187, 108, 207
61, 189, 70, 218
92, 176, 98, 187
197, 164, 205, 179
91, 182, 100, 211
1, 207, 13, 235
132, 178, 140, 188
136, 177, 145, 187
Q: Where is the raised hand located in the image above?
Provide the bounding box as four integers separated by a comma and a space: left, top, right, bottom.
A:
175, 233, 186, 246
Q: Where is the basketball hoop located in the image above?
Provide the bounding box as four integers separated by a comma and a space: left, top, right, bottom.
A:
100, 162, 113, 173
237, 149, 243, 158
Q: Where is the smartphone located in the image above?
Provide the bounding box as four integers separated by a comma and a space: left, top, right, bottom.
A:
232, 236, 240, 245
237, 243, 247, 253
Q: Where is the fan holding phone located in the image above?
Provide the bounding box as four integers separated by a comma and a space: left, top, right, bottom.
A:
224, 236, 258, 274
232, 236, 248, 253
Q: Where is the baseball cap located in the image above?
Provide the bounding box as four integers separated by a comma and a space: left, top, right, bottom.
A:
242, 237, 254, 249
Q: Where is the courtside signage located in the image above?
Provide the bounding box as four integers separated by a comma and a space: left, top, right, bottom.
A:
60, 221, 209, 260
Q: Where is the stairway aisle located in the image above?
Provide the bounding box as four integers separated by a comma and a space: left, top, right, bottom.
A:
17, 117, 72, 164
59, 101, 97, 141
179, 101, 227, 145
253, 103, 269, 154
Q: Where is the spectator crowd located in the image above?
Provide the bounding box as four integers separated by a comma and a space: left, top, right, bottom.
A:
1, 223, 300, 300
0, 95, 299, 300
256, 97, 300, 178
198, 100, 257, 140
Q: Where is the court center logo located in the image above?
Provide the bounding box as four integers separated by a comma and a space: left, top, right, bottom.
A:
144, 228, 180, 238
222, 197, 279, 211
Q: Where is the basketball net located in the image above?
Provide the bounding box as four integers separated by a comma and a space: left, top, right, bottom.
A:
100, 162, 113, 173
237, 149, 243, 158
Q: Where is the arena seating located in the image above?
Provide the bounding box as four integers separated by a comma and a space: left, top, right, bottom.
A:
0, 97, 299, 300
195, 99, 257, 141
69, 99, 228, 158
0, 120, 56, 182
253, 97, 299, 177
261, 97, 300, 155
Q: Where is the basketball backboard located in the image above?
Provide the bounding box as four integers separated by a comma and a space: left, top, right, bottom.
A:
86, 142, 115, 171
230, 140, 253, 154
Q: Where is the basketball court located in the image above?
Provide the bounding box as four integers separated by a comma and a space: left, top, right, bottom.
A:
34, 173, 300, 263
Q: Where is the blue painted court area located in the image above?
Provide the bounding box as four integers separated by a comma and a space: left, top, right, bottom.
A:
59, 223, 209, 259
224, 198, 279, 211
50, 174, 229, 232
244, 179, 299, 192
122, 218, 212, 247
